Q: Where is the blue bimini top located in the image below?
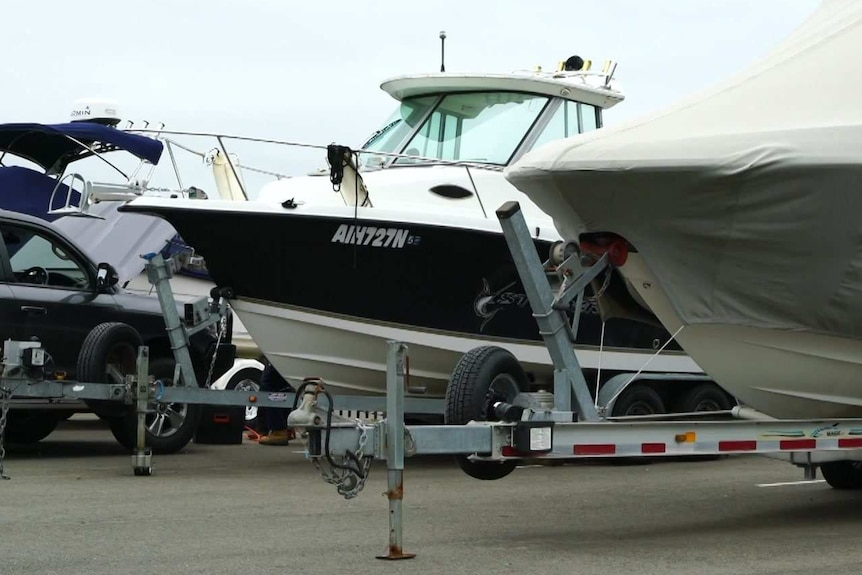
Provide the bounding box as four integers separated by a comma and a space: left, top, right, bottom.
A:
0, 122, 163, 172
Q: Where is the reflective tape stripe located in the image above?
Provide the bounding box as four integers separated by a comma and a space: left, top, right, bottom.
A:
780, 439, 816, 450
574, 444, 616, 455
718, 440, 757, 452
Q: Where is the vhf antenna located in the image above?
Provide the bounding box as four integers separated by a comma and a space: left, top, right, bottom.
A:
439, 31, 447, 72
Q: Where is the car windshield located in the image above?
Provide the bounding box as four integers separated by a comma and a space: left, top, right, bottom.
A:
361, 91, 550, 168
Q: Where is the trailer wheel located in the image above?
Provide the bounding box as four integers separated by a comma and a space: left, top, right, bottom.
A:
445, 346, 528, 481
78, 322, 143, 419
674, 383, 733, 413
820, 460, 862, 489
611, 383, 665, 417
3, 411, 60, 444
108, 357, 201, 454
225, 368, 262, 431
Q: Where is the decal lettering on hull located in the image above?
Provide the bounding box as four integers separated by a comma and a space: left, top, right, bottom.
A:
474, 277, 599, 331
474, 279, 528, 331
331, 224, 417, 248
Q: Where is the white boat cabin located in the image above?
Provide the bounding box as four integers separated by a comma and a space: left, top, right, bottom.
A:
257, 60, 624, 224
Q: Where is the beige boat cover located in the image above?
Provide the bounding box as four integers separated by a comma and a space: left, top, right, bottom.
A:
505, 0, 862, 339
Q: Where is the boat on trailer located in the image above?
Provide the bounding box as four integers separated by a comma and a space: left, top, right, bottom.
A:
505, 0, 862, 419
0, 107, 262, 360
117, 55, 717, 413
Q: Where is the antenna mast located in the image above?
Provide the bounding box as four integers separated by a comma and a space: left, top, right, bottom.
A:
439, 31, 447, 72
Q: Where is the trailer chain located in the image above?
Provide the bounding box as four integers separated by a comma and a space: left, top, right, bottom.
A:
340, 424, 373, 499
0, 383, 11, 480
586, 266, 613, 302
313, 422, 373, 499
404, 428, 417, 456
203, 313, 228, 388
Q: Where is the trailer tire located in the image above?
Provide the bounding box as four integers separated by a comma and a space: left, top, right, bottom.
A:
4, 411, 60, 444
445, 346, 528, 481
611, 383, 665, 417
107, 357, 201, 454
674, 383, 733, 413
604, 384, 667, 465
78, 322, 143, 419
820, 460, 862, 489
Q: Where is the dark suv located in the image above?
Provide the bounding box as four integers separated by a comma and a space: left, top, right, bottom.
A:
0, 209, 234, 453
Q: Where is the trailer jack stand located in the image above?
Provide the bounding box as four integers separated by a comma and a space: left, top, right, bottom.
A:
375, 342, 415, 560
376, 469, 415, 561
132, 448, 153, 477
133, 346, 153, 477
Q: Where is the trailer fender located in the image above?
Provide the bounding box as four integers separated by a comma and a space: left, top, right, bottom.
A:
599, 373, 713, 415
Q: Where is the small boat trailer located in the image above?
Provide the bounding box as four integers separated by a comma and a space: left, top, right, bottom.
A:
277, 201, 862, 558
0, 251, 443, 481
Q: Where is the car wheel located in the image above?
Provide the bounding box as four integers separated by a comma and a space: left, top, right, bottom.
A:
3, 411, 60, 444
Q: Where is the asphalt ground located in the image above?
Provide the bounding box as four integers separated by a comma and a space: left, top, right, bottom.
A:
2, 416, 862, 575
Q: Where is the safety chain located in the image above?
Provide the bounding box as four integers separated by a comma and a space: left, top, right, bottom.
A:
313, 422, 373, 500
204, 312, 228, 388
590, 267, 614, 301
0, 383, 12, 480
311, 424, 419, 498
404, 428, 418, 457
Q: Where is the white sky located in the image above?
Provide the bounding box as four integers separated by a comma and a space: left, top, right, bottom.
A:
4, 0, 820, 188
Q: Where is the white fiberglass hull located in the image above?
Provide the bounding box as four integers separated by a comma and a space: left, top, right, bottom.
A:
124, 273, 259, 358
231, 298, 703, 400
620, 254, 862, 419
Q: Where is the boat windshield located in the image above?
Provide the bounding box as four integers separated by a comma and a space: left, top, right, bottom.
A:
360, 91, 551, 168
359, 96, 437, 169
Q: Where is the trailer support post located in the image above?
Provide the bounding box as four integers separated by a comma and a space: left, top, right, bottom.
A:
377, 341, 416, 560
496, 201, 599, 421
131, 346, 153, 476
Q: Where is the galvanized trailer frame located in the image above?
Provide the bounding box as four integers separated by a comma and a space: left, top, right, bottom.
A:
0, 252, 442, 479
282, 201, 862, 558
5, 202, 862, 559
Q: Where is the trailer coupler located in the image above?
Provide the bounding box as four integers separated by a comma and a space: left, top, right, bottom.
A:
287, 380, 377, 499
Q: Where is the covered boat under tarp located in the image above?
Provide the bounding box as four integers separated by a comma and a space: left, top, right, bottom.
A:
504, 0, 862, 418
505, 0, 862, 340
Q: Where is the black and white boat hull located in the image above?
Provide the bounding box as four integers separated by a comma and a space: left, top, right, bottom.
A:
121, 199, 702, 397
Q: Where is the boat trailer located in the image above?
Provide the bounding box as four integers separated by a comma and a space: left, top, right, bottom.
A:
4, 202, 862, 560
0, 249, 443, 484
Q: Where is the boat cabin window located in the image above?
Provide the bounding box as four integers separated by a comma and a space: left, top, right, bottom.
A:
359, 96, 437, 169
360, 91, 603, 168
581, 103, 599, 131
529, 101, 602, 151
394, 92, 548, 166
